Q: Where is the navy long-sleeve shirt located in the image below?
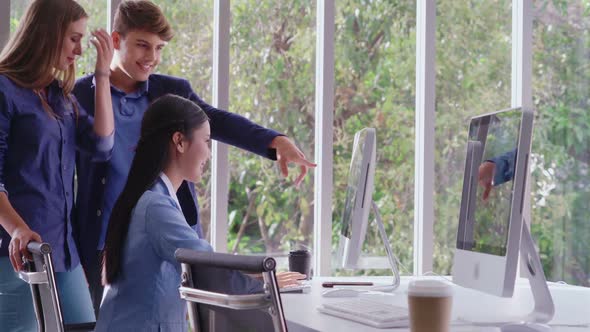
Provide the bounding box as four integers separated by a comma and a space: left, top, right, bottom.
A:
0, 75, 113, 271
73, 74, 282, 272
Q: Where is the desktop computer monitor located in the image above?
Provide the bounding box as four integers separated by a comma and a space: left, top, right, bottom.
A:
452, 107, 534, 297
337, 128, 377, 269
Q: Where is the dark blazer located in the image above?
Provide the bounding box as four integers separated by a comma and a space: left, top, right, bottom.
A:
73, 73, 281, 271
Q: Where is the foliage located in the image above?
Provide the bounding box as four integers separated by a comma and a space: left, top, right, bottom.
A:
80, 0, 590, 285
435, 0, 590, 286
529, 0, 590, 286
434, 0, 513, 274
7, 0, 588, 285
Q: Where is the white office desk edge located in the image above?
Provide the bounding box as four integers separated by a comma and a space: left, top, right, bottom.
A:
282, 276, 590, 332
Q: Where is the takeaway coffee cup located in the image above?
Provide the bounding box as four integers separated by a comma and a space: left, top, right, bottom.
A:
288, 249, 311, 280
407, 279, 453, 332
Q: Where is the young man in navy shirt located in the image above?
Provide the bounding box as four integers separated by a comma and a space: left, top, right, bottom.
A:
73, 0, 315, 314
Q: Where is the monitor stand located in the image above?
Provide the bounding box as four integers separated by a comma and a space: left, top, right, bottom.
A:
501, 221, 554, 332
367, 201, 401, 292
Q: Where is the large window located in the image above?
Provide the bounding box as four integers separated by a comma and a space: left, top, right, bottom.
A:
434, 0, 512, 274
9, 1, 31, 33
228, 1, 316, 258
157, 0, 214, 239
2, 0, 587, 286
75, 0, 107, 78
333, 0, 415, 275
531, 0, 590, 286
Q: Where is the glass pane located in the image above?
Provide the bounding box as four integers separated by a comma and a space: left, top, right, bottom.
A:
333, 0, 415, 276
531, 0, 590, 287
9, 0, 32, 33
156, 0, 214, 240
75, 0, 107, 78
229, 1, 316, 259
435, 0, 512, 274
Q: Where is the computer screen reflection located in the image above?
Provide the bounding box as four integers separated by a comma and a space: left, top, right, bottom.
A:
457, 110, 521, 256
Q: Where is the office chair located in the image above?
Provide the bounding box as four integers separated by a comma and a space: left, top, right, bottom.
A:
18, 242, 96, 332
175, 249, 288, 332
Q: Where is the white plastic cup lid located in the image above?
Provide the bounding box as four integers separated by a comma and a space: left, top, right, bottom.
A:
407, 279, 453, 298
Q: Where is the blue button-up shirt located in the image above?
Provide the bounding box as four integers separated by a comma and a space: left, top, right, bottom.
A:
0, 75, 113, 271
99, 81, 149, 247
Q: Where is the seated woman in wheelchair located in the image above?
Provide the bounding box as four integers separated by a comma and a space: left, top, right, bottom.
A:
97, 94, 304, 332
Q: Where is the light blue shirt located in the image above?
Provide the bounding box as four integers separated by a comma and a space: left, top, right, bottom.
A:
95, 176, 212, 332
160, 172, 182, 213
98, 81, 150, 248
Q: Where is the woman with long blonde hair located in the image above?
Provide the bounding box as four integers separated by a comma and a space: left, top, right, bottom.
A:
0, 0, 114, 330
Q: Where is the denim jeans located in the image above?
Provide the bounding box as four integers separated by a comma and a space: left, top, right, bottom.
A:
0, 257, 95, 332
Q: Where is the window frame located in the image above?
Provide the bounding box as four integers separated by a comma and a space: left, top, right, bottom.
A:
0, 0, 534, 277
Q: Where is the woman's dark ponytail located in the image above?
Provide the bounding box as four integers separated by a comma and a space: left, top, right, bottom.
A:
102, 94, 208, 284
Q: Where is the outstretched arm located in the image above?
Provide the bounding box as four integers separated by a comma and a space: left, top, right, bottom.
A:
184, 81, 315, 186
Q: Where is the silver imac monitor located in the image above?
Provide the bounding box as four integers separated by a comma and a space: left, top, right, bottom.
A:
333, 128, 400, 292
452, 107, 534, 297
337, 128, 377, 269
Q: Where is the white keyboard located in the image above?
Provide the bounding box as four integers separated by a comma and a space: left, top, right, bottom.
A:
317, 297, 409, 328
280, 282, 311, 294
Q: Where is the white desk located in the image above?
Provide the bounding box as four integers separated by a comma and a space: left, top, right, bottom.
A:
282, 276, 590, 332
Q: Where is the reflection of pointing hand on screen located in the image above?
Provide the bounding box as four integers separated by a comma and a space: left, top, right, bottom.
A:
478, 148, 517, 202
478, 161, 496, 201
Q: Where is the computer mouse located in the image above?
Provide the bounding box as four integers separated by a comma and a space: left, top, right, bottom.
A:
321, 288, 361, 298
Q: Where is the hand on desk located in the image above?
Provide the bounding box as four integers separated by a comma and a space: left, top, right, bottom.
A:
276, 271, 307, 288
